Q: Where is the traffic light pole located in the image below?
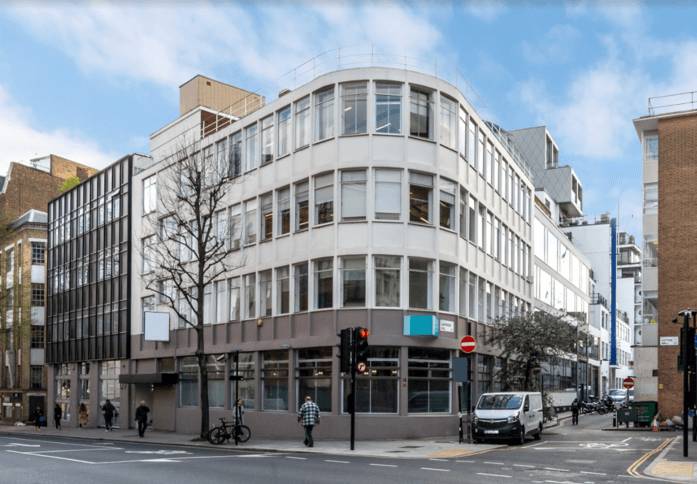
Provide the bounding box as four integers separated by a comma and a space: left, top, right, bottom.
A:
350, 327, 356, 451
679, 310, 694, 458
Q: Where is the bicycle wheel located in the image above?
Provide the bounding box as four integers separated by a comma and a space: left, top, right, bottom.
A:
208, 427, 227, 445
235, 425, 251, 443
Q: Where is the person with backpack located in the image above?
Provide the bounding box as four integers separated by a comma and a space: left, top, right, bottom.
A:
34, 407, 44, 431
135, 401, 150, 438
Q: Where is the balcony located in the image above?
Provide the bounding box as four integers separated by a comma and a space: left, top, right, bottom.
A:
590, 293, 608, 309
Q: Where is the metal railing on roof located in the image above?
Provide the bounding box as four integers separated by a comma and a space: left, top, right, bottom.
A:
215, 44, 533, 180
648, 91, 697, 116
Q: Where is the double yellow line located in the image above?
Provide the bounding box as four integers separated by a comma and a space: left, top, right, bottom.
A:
627, 437, 677, 483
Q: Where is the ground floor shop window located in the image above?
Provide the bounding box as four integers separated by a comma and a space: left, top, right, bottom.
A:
297, 347, 332, 412
262, 350, 289, 411
407, 348, 451, 413
179, 356, 198, 407
231, 353, 255, 410
99, 361, 120, 427
343, 347, 399, 413
55, 364, 71, 422
206, 355, 225, 408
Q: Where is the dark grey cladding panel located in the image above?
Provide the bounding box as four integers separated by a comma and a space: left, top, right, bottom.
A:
119, 373, 179, 385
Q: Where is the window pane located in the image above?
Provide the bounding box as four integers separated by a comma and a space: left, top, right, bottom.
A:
375, 169, 401, 220
278, 107, 291, 157
277, 187, 290, 235
375, 256, 400, 307
342, 83, 367, 135
315, 88, 335, 141
295, 97, 311, 148
410, 89, 430, 139
314, 259, 333, 309
315, 174, 334, 225
294, 263, 308, 312
409, 258, 432, 309
245, 125, 257, 171
295, 181, 309, 231
341, 257, 365, 307
375, 83, 401, 134
341, 171, 366, 219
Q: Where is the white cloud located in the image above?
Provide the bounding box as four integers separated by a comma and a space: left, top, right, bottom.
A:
8, 4, 443, 94
0, 85, 116, 176
463, 1, 506, 22
522, 24, 582, 65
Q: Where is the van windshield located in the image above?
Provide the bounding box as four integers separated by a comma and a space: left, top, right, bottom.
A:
477, 394, 523, 410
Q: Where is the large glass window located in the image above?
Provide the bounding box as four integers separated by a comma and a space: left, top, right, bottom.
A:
206, 355, 225, 408
375, 83, 401, 134
643, 182, 658, 215
295, 181, 309, 231
644, 135, 658, 163
244, 273, 256, 319
230, 131, 242, 177
314, 258, 333, 309
341, 170, 367, 220
375, 169, 401, 220
294, 263, 309, 312
245, 124, 257, 172
468, 121, 476, 167
277, 187, 290, 235
276, 267, 290, 314
142, 236, 155, 274
439, 262, 456, 312
32, 242, 45, 265
341, 256, 365, 307
478, 277, 485, 322
260, 193, 273, 241
486, 141, 493, 185
230, 204, 241, 249
409, 172, 433, 224
440, 96, 457, 150
297, 348, 332, 412
439, 179, 455, 230
262, 350, 289, 411
244, 199, 257, 245
277, 106, 291, 157
216, 281, 227, 323
259, 270, 272, 317
229, 277, 240, 321
260, 116, 274, 165
459, 268, 467, 316
468, 196, 477, 242
375, 256, 400, 307
478, 205, 485, 250
343, 347, 399, 414
179, 357, 198, 407
459, 188, 467, 239
494, 150, 500, 193
410, 89, 431, 139
487, 212, 493, 256
143, 175, 156, 214
408, 258, 432, 309
231, 353, 255, 410
295, 96, 311, 148
468, 273, 476, 320
341, 83, 367, 135
408, 348, 451, 413
315, 88, 335, 141
314, 173, 334, 225
216, 138, 227, 182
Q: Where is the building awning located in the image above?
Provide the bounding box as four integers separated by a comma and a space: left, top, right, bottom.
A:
119, 373, 179, 385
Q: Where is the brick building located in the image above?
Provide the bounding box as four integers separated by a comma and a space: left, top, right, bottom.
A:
0, 156, 98, 424
634, 95, 697, 418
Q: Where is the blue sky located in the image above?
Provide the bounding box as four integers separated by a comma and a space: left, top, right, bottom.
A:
2, 3, 697, 238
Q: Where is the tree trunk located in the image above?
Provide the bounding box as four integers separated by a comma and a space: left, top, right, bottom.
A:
196, 284, 209, 440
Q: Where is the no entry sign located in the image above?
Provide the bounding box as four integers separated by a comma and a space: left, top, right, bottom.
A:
622, 377, 634, 389
460, 335, 476, 354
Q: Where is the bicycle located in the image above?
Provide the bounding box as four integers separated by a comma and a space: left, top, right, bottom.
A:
208, 417, 251, 445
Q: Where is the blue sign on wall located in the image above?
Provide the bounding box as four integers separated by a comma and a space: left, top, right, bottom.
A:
404, 315, 439, 337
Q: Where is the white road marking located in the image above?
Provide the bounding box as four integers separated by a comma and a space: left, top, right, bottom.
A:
421, 467, 450, 472
456, 460, 475, 463
370, 463, 397, 467
6, 450, 94, 464
622, 437, 633, 442
543, 481, 575, 484
580, 471, 607, 476
0, 436, 112, 447
513, 464, 535, 468
3, 443, 41, 447
477, 473, 511, 478
524, 442, 547, 448
325, 460, 349, 463
545, 467, 569, 472
429, 458, 448, 461
484, 461, 505, 465
124, 450, 190, 455
31, 448, 124, 454
286, 456, 306, 460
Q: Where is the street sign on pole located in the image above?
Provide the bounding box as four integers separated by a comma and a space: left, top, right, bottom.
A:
622, 377, 634, 389
460, 335, 476, 354
357, 362, 366, 372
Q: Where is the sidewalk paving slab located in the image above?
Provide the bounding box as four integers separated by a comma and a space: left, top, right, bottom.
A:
644, 435, 697, 482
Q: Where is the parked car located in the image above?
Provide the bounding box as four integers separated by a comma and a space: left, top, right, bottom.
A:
608, 389, 634, 404
472, 392, 543, 445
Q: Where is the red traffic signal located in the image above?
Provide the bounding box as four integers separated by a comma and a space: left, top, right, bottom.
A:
359, 329, 370, 339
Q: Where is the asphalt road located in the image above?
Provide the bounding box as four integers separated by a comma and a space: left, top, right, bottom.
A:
0, 413, 679, 484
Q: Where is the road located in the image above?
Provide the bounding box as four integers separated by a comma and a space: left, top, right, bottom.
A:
0, 414, 681, 484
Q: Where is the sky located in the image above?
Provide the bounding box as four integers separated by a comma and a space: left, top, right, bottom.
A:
2, 2, 697, 239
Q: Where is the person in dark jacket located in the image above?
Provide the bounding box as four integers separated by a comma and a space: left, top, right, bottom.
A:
135, 401, 150, 437
571, 398, 579, 425
297, 396, 320, 447
53, 403, 62, 429
102, 399, 116, 432
34, 407, 44, 431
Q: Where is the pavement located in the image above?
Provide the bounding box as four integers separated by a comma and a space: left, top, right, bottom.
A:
0, 413, 564, 460
643, 432, 697, 481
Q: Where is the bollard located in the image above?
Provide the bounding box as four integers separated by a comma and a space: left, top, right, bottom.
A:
613, 410, 617, 428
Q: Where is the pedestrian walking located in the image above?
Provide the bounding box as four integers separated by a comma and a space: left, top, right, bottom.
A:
234, 399, 244, 426
53, 403, 62, 429
135, 401, 150, 438
297, 396, 320, 448
78, 403, 89, 428
102, 399, 116, 432
571, 398, 579, 425
34, 407, 44, 431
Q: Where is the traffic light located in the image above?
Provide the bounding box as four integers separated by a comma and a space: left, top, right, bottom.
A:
339, 328, 352, 373
356, 327, 370, 365
680, 326, 697, 373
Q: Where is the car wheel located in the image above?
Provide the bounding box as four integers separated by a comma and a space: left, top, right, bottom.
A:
534, 424, 542, 440
518, 426, 526, 445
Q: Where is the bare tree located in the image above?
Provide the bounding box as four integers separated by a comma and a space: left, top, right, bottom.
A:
484, 310, 579, 407
139, 136, 246, 439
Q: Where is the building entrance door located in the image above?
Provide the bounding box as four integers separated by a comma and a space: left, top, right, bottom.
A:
152, 386, 175, 432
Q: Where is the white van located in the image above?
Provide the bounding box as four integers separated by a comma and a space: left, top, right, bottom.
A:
473, 392, 544, 445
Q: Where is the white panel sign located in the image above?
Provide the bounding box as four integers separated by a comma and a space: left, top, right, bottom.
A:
144, 312, 170, 342
660, 336, 679, 346
440, 320, 455, 333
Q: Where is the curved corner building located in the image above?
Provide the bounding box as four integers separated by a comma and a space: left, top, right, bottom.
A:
127, 65, 535, 439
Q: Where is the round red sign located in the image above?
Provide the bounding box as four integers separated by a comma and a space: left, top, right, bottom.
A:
622, 377, 634, 389
460, 335, 476, 354
357, 362, 367, 372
